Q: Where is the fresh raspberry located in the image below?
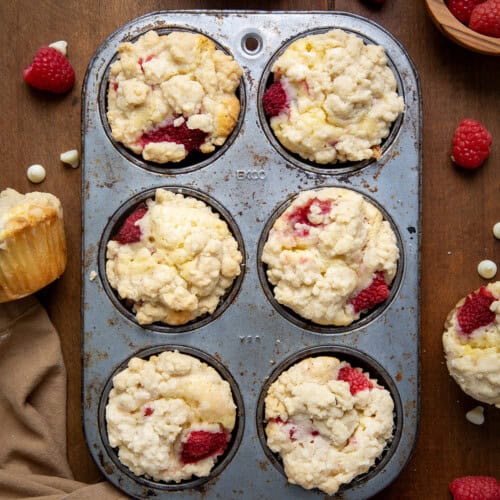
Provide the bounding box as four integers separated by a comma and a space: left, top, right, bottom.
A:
470, 0, 500, 36
140, 121, 207, 153
338, 365, 374, 395
288, 197, 332, 237
181, 430, 229, 464
114, 204, 148, 244
452, 119, 492, 169
263, 80, 289, 117
23, 46, 75, 94
457, 286, 496, 335
450, 476, 500, 500
448, 0, 486, 23
350, 271, 390, 314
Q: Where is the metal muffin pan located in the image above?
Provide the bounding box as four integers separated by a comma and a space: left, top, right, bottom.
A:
82, 10, 421, 499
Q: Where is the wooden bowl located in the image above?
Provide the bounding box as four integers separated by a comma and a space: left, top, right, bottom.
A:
425, 0, 500, 56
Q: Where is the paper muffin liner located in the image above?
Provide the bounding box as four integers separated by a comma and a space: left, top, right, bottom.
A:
0, 214, 67, 302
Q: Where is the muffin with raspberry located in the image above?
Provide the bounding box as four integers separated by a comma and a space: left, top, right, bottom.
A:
107, 30, 242, 164
442, 282, 500, 408
261, 187, 399, 326
106, 188, 242, 326
106, 350, 237, 483
262, 29, 404, 165
264, 356, 394, 495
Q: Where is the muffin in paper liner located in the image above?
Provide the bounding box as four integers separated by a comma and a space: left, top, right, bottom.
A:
0, 189, 67, 303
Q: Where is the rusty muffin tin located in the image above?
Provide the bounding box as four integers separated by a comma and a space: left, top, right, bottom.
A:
82, 11, 421, 499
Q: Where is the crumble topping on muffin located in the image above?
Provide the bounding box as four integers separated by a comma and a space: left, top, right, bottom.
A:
0, 188, 62, 241
107, 30, 242, 163
264, 356, 394, 495
262, 188, 399, 326
105, 188, 242, 326
442, 282, 500, 408
106, 350, 236, 483
263, 29, 404, 164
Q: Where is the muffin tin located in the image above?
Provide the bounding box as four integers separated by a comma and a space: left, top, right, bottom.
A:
82, 11, 421, 499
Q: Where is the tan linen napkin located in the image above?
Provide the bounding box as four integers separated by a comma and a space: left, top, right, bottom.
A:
0, 297, 125, 499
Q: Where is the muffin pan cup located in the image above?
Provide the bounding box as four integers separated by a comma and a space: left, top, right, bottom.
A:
255, 346, 404, 494
82, 11, 421, 499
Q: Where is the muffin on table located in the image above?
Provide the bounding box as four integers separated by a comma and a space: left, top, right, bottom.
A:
262, 187, 399, 326
105, 188, 242, 326
264, 356, 394, 495
263, 29, 404, 165
107, 30, 242, 164
0, 188, 66, 302
106, 350, 237, 483
442, 282, 500, 408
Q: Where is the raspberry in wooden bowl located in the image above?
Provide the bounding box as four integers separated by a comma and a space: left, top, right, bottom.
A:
101, 187, 245, 333
256, 346, 402, 496
105, 30, 244, 170
258, 187, 402, 332
259, 29, 404, 174
425, 0, 500, 55
101, 346, 244, 489
442, 282, 500, 407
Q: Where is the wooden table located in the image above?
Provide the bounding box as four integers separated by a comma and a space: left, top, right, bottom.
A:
2, 1, 499, 498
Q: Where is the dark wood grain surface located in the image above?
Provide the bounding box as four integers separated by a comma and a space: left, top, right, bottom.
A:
1, 1, 498, 498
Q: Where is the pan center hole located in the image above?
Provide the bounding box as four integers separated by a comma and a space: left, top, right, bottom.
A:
242, 33, 262, 55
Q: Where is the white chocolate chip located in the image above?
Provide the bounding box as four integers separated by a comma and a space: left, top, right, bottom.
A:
173, 116, 185, 127
26, 164, 46, 183
493, 222, 500, 240
60, 149, 79, 168
465, 406, 484, 425
477, 260, 497, 279
49, 40, 68, 56
89, 270, 97, 281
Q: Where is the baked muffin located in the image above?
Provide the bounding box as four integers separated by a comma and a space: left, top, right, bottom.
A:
107, 30, 242, 164
106, 188, 242, 326
106, 350, 237, 483
262, 29, 404, 164
264, 356, 394, 495
442, 282, 500, 408
0, 188, 66, 302
262, 188, 399, 326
